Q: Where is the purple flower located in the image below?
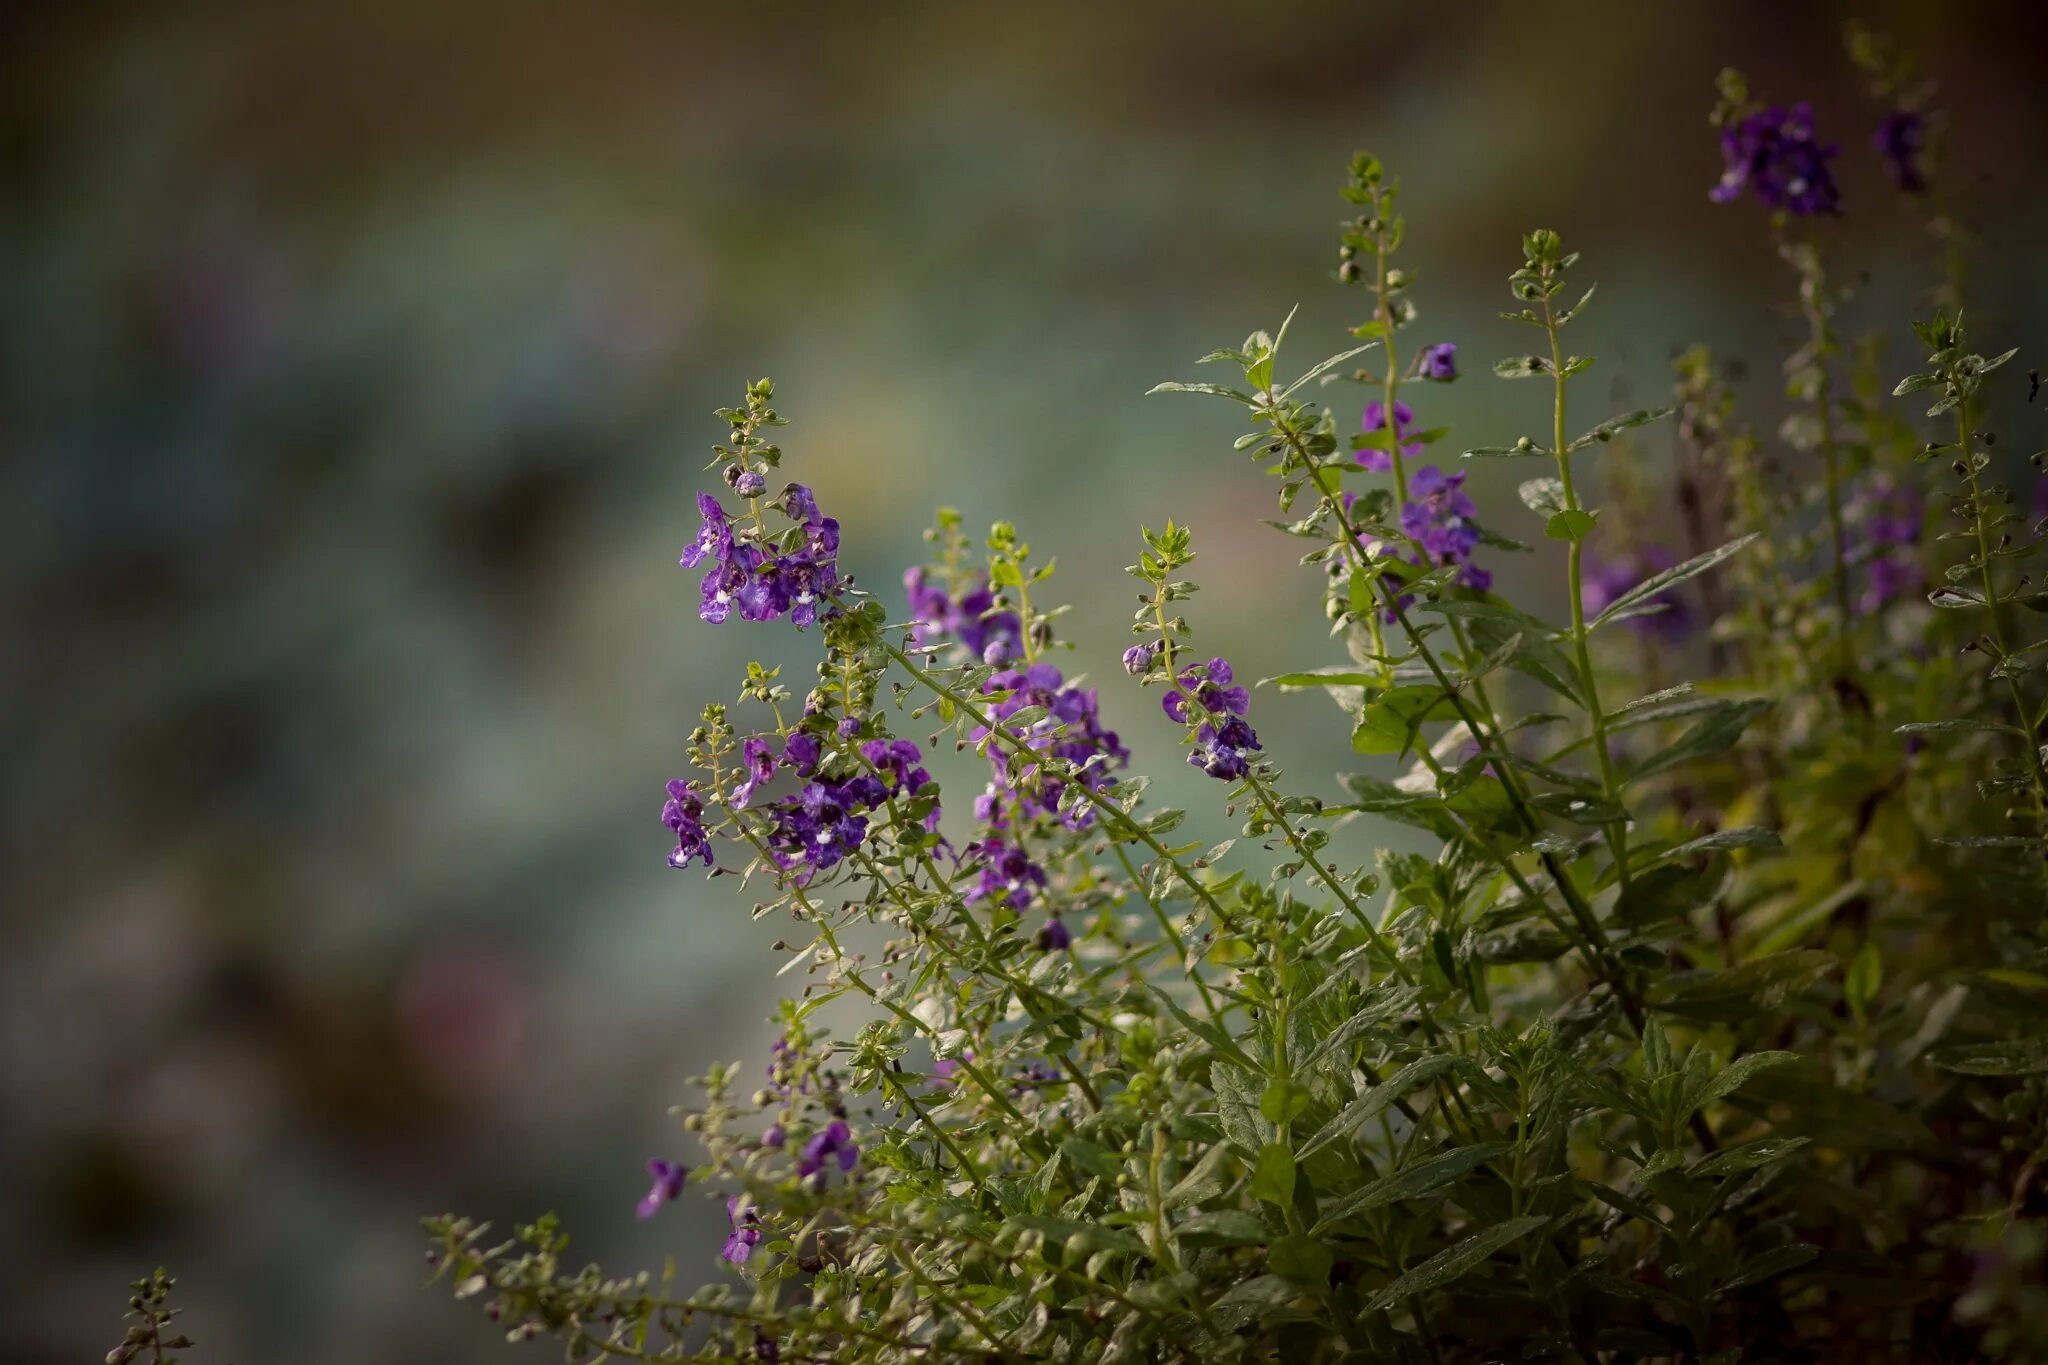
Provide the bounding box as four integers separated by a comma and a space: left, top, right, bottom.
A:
1190, 717, 1262, 781
1122, 642, 1159, 676
663, 780, 715, 869
754, 1328, 781, 1363
637, 1159, 686, 1219
1581, 550, 1693, 641
1359, 400, 1423, 473
732, 469, 767, 498
932, 1049, 975, 1085
1418, 343, 1457, 381
904, 568, 1023, 662
782, 731, 821, 776
968, 836, 1049, 910
971, 663, 1129, 831
732, 736, 779, 809
1873, 110, 1927, 194
1399, 465, 1490, 591
1711, 104, 1840, 216
761, 1124, 786, 1149
798, 1119, 859, 1179
1036, 915, 1073, 951
1161, 658, 1262, 782
721, 1195, 763, 1264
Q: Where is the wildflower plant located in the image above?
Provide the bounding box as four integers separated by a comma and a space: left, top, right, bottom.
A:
398, 25, 2048, 1363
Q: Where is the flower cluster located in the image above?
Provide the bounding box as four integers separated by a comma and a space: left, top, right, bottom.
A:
1162, 656, 1261, 781
904, 568, 1022, 664
661, 779, 714, 869
681, 485, 842, 629
758, 736, 935, 882
1399, 465, 1491, 590
971, 663, 1130, 830
1710, 103, 1840, 216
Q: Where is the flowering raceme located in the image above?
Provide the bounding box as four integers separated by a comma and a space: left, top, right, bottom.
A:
681, 483, 842, 628
1400, 464, 1490, 590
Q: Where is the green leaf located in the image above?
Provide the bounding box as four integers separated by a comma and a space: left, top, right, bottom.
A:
1264, 670, 1381, 689
1298, 1056, 1463, 1157
1362, 1216, 1549, 1312
1312, 1143, 1512, 1233
1927, 585, 1989, 610
1685, 1051, 1801, 1112
1590, 534, 1758, 630
1146, 380, 1256, 403
1282, 341, 1382, 398
1518, 477, 1567, 516
1176, 1209, 1270, 1248
1896, 718, 2022, 736
1690, 1136, 1811, 1179
1648, 826, 1782, 865
1251, 1142, 1298, 1206
1569, 406, 1674, 450
1717, 1243, 1819, 1294
1651, 952, 1833, 1021
1260, 1078, 1314, 1125
1625, 699, 1770, 787
1351, 684, 1458, 755
1268, 1234, 1338, 1286
1928, 1037, 2048, 1075
1546, 509, 1598, 542
1493, 356, 1549, 379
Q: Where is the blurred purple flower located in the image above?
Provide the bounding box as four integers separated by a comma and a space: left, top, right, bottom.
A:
721, 1195, 763, 1263
1873, 110, 1927, 194
1359, 400, 1423, 472
637, 1159, 686, 1219
663, 780, 714, 869
1418, 343, 1458, 381
1711, 104, 1840, 216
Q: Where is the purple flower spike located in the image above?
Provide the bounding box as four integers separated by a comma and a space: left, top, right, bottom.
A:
637, 1159, 686, 1219
721, 1195, 763, 1264
663, 779, 715, 869
1418, 342, 1458, 381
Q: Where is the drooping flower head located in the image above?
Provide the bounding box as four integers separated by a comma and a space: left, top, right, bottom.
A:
1710, 103, 1840, 216
663, 780, 715, 869
1358, 399, 1423, 473
636, 1159, 686, 1219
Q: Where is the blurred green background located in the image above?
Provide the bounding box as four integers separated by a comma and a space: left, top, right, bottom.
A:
4, 2, 2046, 1359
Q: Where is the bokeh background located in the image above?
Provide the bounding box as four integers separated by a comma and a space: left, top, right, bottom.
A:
5, 2, 2048, 1359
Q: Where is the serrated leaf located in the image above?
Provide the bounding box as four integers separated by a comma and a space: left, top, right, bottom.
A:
1299, 1056, 1462, 1157
1147, 380, 1256, 403
1176, 1209, 1270, 1247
